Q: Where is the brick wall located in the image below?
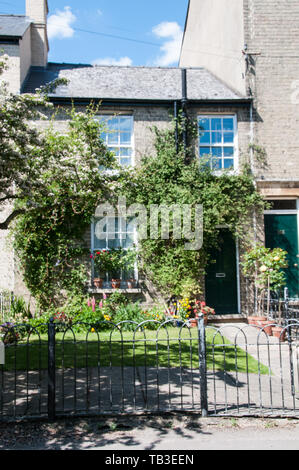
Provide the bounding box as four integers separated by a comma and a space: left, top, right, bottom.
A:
244, 0, 299, 181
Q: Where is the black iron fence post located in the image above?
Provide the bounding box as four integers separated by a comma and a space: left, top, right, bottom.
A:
198, 313, 208, 417
48, 318, 56, 420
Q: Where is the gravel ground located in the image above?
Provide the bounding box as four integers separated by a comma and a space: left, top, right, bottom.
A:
0, 414, 298, 450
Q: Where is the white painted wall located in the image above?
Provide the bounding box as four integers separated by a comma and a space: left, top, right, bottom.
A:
180, 0, 246, 96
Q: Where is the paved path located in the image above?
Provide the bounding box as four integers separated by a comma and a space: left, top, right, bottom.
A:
206, 322, 299, 416
1, 415, 299, 450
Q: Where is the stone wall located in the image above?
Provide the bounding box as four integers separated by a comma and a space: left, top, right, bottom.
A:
244, 0, 299, 181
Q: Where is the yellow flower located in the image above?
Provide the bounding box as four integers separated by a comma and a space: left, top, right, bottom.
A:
273, 256, 280, 261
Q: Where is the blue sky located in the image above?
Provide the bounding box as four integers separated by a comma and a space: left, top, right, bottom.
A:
0, 0, 189, 66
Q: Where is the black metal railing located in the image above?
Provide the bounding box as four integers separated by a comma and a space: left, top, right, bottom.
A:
0, 316, 299, 421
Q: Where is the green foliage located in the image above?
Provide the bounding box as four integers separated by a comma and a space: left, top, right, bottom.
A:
10, 295, 32, 319
20, 293, 166, 334
241, 244, 288, 315
9, 103, 122, 308
241, 244, 288, 291
92, 247, 137, 277
120, 118, 265, 299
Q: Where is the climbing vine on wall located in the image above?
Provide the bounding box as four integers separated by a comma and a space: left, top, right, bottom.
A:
120, 118, 266, 299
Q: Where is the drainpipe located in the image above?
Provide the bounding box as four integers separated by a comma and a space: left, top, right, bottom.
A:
174, 100, 179, 154
181, 68, 188, 162
250, 100, 258, 314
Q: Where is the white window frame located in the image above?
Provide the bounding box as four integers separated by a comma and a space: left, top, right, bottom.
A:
198, 114, 238, 171
96, 114, 135, 167
91, 216, 138, 286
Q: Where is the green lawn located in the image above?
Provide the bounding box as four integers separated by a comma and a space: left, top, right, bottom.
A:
2, 327, 269, 375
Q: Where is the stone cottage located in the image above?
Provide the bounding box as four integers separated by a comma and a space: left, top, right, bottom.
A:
0, 0, 271, 315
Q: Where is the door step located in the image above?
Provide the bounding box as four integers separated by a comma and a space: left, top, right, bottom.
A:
210, 314, 247, 323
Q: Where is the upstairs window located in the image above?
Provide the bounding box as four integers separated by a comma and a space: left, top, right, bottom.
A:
198, 115, 237, 170
98, 115, 134, 167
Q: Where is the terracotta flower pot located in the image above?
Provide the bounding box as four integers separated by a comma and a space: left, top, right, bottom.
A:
259, 320, 273, 336
189, 318, 198, 328
248, 316, 267, 327
93, 278, 103, 288
127, 279, 136, 289
111, 279, 121, 289
272, 326, 286, 341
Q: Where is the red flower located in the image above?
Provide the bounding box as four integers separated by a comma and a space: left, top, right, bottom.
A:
90, 254, 93, 259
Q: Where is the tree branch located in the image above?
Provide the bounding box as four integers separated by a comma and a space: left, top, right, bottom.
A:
0, 209, 25, 230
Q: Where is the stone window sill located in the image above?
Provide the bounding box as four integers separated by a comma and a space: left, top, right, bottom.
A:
88, 288, 142, 294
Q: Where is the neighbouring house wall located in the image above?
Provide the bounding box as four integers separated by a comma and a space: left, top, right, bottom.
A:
0, 27, 31, 94
19, 26, 32, 88
26, 0, 48, 67
243, 0, 299, 182
180, 0, 247, 97
0, 43, 22, 94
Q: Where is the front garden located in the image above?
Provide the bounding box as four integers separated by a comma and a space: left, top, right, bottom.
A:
0, 291, 269, 375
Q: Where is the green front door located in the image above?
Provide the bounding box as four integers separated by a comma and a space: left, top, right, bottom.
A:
205, 230, 239, 314
264, 214, 299, 299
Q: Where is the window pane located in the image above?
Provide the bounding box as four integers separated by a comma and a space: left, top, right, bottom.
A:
120, 148, 132, 156
268, 200, 297, 210
108, 131, 118, 145
223, 132, 234, 143
123, 234, 134, 248
212, 158, 222, 170
108, 238, 122, 249
212, 147, 222, 157
211, 118, 222, 131
120, 132, 131, 144
224, 159, 234, 169
200, 132, 210, 144
94, 238, 106, 250
108, 117, 119, 130
100, 131, 107, 142
120, 158, 131, 166
119, 117, 132, 131
198, 118, 210, 131
109, 147, 120, 156
211, 132, 222, 144
200, 147, 211, 156
223, 118, 234, 131
224, 147, 234, 157
126, 218, 136, 232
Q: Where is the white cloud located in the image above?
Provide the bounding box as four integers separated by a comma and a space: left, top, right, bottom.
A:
152, 21, 183, 66
48, 6, 76, 40
92, 56, 133, 66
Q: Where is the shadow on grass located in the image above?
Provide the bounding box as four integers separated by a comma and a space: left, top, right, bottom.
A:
2, 329, 269, 375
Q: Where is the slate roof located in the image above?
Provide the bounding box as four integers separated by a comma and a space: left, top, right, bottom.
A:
23, 62, 245, 101
0, 15, 31, 38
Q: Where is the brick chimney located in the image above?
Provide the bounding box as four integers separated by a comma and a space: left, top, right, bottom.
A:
26, 0, 49, 67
